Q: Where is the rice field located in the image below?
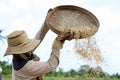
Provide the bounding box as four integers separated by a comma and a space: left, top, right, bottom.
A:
2, 75, 120, 80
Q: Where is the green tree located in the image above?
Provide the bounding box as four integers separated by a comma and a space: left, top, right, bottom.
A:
111, 73, 120, 78
88, 66, 106, 78
0, 61, 12, 74
69, 69, 77, 77
78, 65, 90, 77
56, 68, 64, 77
77, 65, 107, 78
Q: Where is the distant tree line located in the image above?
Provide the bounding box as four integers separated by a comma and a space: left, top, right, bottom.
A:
44, 65, 120, 78
110, 73, 120, 78
0, 60, 120, 78
44, 65, 108, 78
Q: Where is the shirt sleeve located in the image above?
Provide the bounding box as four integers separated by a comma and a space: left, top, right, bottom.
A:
35, 21, 49, 43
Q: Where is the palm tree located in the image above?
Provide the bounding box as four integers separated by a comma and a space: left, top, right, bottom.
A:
0, 30, 5, 43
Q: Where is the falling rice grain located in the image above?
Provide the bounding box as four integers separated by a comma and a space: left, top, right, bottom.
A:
74, 37, 104, 64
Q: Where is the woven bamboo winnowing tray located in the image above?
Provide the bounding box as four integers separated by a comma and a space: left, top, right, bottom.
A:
46, 5, 99, 39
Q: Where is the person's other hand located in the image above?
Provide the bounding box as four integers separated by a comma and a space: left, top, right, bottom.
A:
32, 54, 40, 61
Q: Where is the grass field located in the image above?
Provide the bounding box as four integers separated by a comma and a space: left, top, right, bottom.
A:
43, 77, 120, 80
2, 75, 120, 80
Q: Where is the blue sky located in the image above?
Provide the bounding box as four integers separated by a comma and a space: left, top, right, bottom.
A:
0, 0, 120, 75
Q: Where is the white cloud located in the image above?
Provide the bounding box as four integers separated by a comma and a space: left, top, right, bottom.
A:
11, 15, 32, 27
11, 14, 33, 27
0, 0, 32, 15
92, 7, 120, 38
10, 0, 32, 9
0, 24, 7, 29
0, 3, 15, 15
9, 14, 39, 38
33, 0, 86, 10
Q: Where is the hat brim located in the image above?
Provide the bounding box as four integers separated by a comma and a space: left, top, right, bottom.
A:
4, 39, 40, 56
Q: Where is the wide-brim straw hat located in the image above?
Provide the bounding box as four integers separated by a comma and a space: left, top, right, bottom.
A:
46, 5, 99, 39
4, 30, 40, 56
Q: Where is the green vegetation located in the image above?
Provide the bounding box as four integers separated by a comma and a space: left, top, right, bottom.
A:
2, 74, 11, 80
2, 75, 120, 80
44, 65, 107, 78
40, 77, 120, 80
1, 61, 120, 80
0, 61, 12, 75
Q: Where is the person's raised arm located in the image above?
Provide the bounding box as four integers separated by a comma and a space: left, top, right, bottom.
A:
22, 32, 73, 77
35, 21, 49, 44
